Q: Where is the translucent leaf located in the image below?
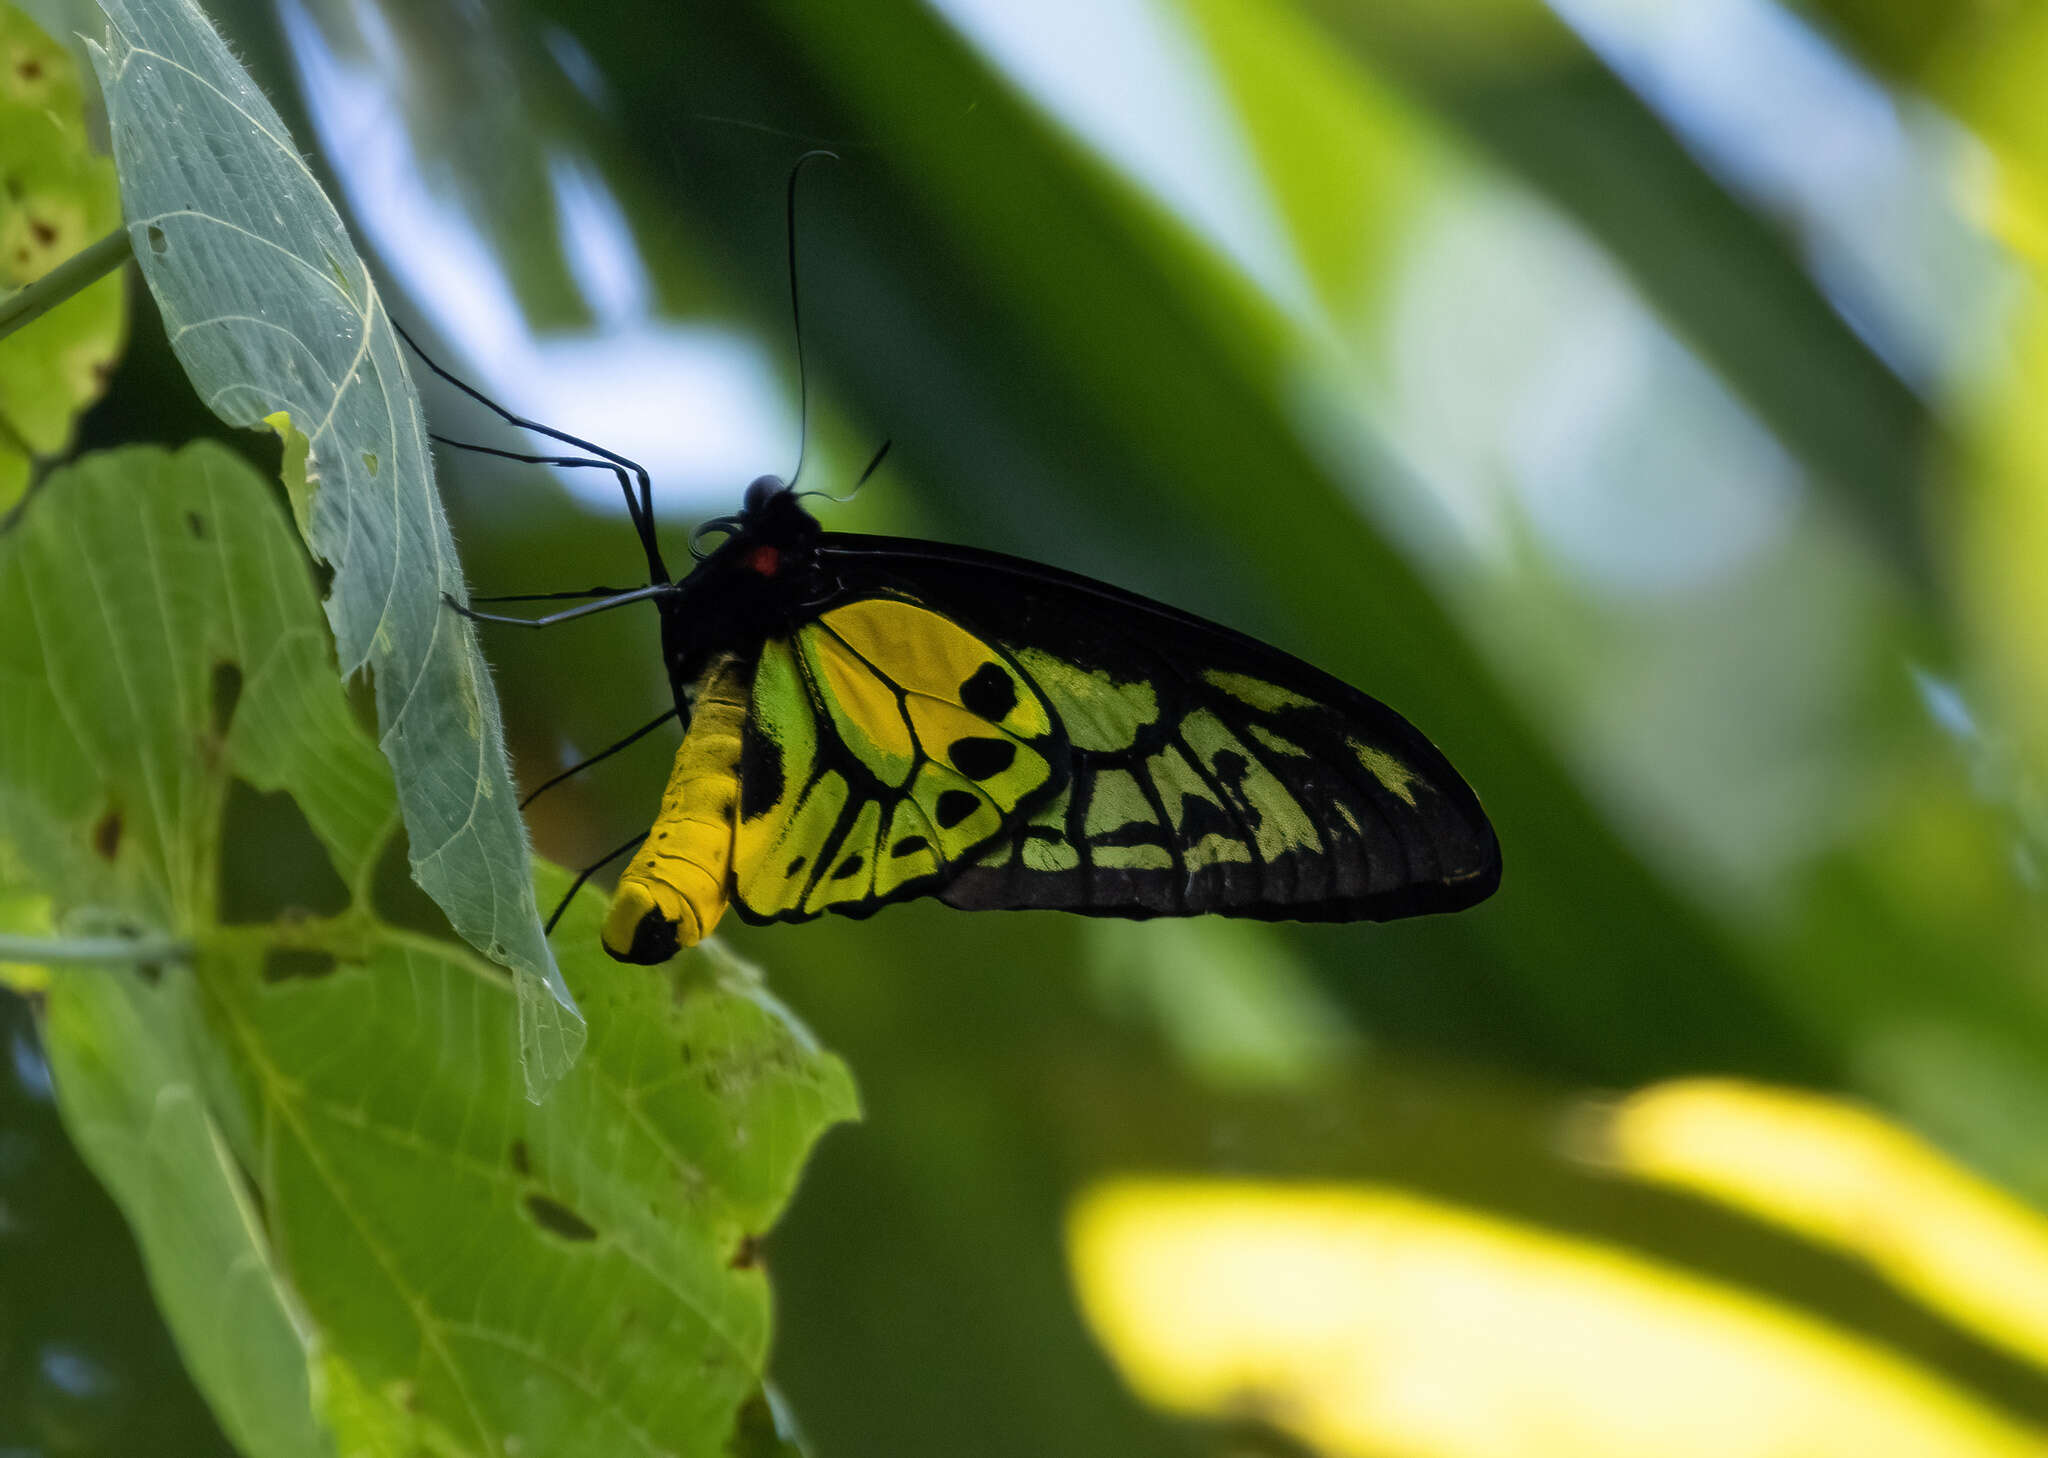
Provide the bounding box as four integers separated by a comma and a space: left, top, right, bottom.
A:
0, 445, 857, 1456
86, 0, 581, 1095
0, 0, 125, 509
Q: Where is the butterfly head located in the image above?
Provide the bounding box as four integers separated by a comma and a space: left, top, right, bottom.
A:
742, 474, 786, 515
688, 476, 821, 565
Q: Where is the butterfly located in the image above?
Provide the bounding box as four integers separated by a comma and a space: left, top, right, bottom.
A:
433, 398, 1500, 963
408, 168, 1497, 964
589, 477, 1501, 963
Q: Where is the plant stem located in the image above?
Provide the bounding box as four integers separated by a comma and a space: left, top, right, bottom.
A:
0, 228, 133, 343
0, 932, 189, 965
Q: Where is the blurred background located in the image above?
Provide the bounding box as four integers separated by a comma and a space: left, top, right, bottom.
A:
9, 0, 2048, 1453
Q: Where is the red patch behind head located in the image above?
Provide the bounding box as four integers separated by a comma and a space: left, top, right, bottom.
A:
746, 545, 781, 576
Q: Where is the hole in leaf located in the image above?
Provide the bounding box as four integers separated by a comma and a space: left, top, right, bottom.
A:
261, 947, 337, 982
218, 779, 349, 924
92, 809, 121, 861
210, 662, 243, 740
509, 1139, 530, 1176
370, 823, 458, 942
145, 225, 167, 254
525, 1194, 597, 1242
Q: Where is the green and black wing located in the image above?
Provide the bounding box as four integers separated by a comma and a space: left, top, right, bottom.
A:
723, 534, 1498, 927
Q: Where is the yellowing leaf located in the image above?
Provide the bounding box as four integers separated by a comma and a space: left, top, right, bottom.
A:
1597, 1077, 2048, 1376
0, 0, 125, 508
1069, 1178, 2045, 1458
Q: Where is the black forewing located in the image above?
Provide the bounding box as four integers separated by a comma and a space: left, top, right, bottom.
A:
809, 534, 1501, 923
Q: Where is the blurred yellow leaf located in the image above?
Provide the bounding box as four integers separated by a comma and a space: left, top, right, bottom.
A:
1597, 1077, 2048, 1375
1068, 1177, 2045, 1458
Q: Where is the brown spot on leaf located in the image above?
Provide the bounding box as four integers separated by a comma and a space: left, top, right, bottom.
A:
92, 809, 121, 860
508, 1138, 530, 1176
525, 1194, 598, 1242
210, 662, 242, 740
728, 1234, 762, 1270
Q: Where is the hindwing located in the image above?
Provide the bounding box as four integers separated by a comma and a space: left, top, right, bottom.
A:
728, 596, 1066, 923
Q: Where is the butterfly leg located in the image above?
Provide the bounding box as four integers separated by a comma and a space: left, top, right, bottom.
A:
394, 317, 666, 580
521, 707, 680, 809
544, 832, 649, 935
472, 587, 642, 604
444, 582, 673, 629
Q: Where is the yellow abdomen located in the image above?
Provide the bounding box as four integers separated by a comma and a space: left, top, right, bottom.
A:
602, 654, 750, 964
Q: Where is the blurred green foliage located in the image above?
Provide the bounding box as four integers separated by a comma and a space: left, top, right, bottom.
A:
7, 0, 2048, 1454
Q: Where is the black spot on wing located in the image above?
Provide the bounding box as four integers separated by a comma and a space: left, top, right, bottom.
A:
786, 854, 807, 878
1093, 819, 1169, 849
1212, 750, 1248, 789
1177, 794, 1237, 845
960, 661, 1017, 721
935, 789, 981, 828
891, 835, 929, 858
833, 852, 866, 880
949, 737, 1016, 780
739, 718, 784, 822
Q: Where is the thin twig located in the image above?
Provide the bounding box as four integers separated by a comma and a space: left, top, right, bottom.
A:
0, 228, 134, 343
0, 931, 190, 965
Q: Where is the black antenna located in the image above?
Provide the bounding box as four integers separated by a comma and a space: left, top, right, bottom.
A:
800, 437, 891, 506
785, 149, 839, 490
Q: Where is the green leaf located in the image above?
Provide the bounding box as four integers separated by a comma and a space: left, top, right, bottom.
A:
87, 0, 582, 1096
0, 0, 125, 509
41, 965, 334, 1458
0, 444, 857, 1456
0, 442, 390, 928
